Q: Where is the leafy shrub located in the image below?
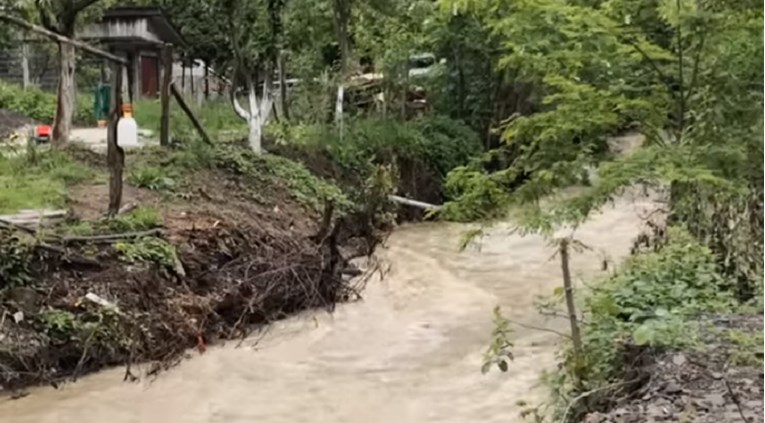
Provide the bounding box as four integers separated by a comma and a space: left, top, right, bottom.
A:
0, 81, 93, 124
441, 165, 510, 222
128, 165, 177, 191
553, 227, 734, 396
542, 228, 737, 420
107, 207, 161, 233
0, 229, 33, 289
276, 116, 482, 181
114, 236, 177, 269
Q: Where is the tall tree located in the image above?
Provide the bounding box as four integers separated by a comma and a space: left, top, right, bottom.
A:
34, 0, 103, 145
223, 0, 284, 153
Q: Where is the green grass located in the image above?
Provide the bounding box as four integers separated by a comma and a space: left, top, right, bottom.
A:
0, 148, 97, 214
133, 97, 247, 142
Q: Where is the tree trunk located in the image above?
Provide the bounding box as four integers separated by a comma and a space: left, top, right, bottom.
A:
204, 64, 209, 99
334, 84, 344, 124
560, 238, 583, 356
52, 41, 76, 145
278, 48, 289, 121
248, 116, 262, 153
332, 0, 351, 76
21, 42, 30, 90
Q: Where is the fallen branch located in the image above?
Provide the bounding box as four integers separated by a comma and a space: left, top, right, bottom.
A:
170, 82, 212, 145
61, 228, 163, 244
118, 203, 138, 215
0, 14, 128, 65
0, 218, 37, 234
388, 195, 442, 211
35, 243, 102, 268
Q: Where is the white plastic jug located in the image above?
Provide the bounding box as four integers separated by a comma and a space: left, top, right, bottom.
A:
117, 103, 139, 147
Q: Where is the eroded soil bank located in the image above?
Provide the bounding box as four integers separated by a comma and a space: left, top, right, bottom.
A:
0, 145, 383, 391
0, 195, 653, 422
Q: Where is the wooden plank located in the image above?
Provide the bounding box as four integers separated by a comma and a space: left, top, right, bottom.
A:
170, 82, 212, 145
0, 13, 128, 65
160, 44, 173, 146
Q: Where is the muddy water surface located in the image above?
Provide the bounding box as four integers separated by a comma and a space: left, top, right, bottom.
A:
1, 197, 653, 423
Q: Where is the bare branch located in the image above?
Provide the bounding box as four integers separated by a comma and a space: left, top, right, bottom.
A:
229, 65, 250, 121
507, 319, 572, 339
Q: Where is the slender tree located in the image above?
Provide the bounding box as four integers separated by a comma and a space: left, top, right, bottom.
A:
34, 0, 104, 145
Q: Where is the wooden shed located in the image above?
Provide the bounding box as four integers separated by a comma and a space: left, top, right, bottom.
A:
80, 6, 184, 99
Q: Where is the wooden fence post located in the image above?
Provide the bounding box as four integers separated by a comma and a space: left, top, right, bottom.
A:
160, 44, 173, 146
107, 59, 125, 215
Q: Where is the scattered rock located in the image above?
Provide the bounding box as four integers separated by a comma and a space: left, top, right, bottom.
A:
583, 314, 764, 423
664, 381, 683, 394
702, 393, 726, 408
672, 353, 687, 366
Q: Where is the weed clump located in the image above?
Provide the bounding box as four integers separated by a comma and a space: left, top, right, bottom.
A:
128, 165, 177, 192
107, 207, 162, 232
114, 237, 178, 269
0, 229, 33, 289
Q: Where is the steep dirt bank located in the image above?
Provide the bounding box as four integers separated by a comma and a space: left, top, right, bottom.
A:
0, 145, 382, 392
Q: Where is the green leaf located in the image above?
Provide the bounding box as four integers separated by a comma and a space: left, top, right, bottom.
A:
632, 323, 654, 346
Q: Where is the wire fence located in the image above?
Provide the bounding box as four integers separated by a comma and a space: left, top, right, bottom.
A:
0, 36, 229, 105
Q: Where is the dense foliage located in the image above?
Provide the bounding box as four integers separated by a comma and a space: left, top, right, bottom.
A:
0, 81, 93, 125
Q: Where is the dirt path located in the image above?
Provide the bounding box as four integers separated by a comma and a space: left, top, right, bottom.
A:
0, 195, 654, 423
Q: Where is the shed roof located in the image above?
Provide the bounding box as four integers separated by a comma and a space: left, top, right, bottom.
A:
80, 6, 184, 47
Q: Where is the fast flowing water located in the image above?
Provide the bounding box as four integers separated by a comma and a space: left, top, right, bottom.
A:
1, 196, 653, 423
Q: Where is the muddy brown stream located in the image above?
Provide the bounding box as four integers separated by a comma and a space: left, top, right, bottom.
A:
1, 196, 653, 423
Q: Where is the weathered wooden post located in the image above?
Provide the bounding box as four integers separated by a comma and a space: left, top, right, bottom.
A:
160, 44, 173, 146
107, 59, 125, 216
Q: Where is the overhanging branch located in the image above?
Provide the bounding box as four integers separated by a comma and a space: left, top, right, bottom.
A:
0, 13, 127, 65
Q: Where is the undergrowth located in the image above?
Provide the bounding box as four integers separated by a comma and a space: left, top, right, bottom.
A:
0, 229, 33, 289
114, 236, 178, 269
268, 115, 482, 189
0, 81, 93, 125
128, 165, 177, 192
546, 227, 737, 421
107, 207, 162, 232
0, 147, 98, 213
